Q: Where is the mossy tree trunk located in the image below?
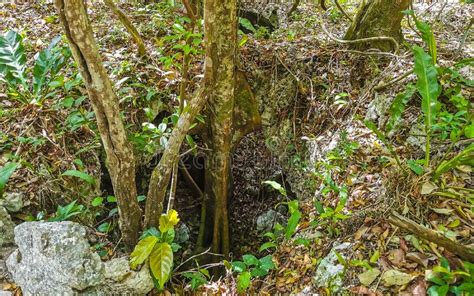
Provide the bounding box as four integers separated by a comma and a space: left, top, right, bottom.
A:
55, 0, 142, 248
201, 0, 237, 257
344, 0, 411, 52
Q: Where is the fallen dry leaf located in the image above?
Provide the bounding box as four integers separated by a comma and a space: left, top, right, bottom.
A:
406, 252, 429, 268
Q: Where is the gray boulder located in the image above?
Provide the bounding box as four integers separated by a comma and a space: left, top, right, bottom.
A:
6, 221, 154, 296
313, 242, 352, 293
0, 193, 24, 213
84, 257, 154, 295
175, 223, 190, 244
0, 207, 15, 247
256, 209, 286, 232
6, 222, 104, 295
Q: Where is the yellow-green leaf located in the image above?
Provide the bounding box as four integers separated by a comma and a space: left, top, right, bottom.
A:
159, 209, 180, 233
129, 236, 158, 269
149, 242, 173, 289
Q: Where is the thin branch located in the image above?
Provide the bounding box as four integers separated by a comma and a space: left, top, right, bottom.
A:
166, 159, 179, 213
374, 69, 414, 91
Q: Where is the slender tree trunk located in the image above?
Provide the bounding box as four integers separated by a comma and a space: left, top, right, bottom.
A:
104, 0, 146, 57
144, 89, 206, 229
202, 0, 237, 257
55, 0, 142, 248
344, 0, 411, 52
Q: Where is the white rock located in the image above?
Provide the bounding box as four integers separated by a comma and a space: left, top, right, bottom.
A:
6, 222, 104, 295
313, 242, 352, 292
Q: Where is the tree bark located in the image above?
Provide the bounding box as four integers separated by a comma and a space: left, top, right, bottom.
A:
144, 89, 206, 228
201, 0, 237, 257
388, 211, 474, 262
55, 0, 142, 248
344, 0, 411, 52
104, 0, 146, 57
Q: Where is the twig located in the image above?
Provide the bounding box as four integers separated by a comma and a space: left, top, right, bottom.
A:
166, 159, 179, 213
374, 70, 414, 91
174, 247, 212, 271
179, 158, 203, 197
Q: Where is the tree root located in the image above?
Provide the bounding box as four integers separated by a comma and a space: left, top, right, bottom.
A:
320, 20, 399, 53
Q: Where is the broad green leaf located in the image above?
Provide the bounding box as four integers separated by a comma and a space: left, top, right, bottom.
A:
415, 20, 437, 64
285, 210, 301, 239
386, 84, 415, 133
259, 242, 277, 252
32, 35, 62, 96
263, 180, 287, 196
250, 267, 268, 277
149, 242, 173, 289
464, 123, 474, 138
237, 271, 252, 293
130, 236, 159, 269
370, 250, 380, 264
433, 144, 474, 180
243, 254, 259, 267
0, 162, 18, 195
91, 197, 103, 207
259, 255, 275, 271
231, 261, 247, 273
287, 199, 299, 214
159, 209, 180, 233
0, 31, 27, 88
413, 46, 441, 165
62, 170, 95, 185
407, 160, 424, 175
427, 284, 449, 296
239, 18, 257, 33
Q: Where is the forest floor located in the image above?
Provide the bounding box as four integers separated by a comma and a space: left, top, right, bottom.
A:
0, 0, 473, 295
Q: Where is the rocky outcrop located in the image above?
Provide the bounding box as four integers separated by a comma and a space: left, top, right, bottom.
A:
256, 209, 286, 232
84, 258, 154, 295
313, 242, 352, 292
0, 192, 24, 213
6, 221, 154, 295
0, 207, 14, 248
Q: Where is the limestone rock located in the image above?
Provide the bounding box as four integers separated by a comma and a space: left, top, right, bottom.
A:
313, 242, 352, 292
6, 222, 104, 295
0, 207, 14, 247
0, 246, 15, 283
85, 257, 154, 295
256, 209, 286, 232
0, 192, 23, 213
175, 223, 190, 244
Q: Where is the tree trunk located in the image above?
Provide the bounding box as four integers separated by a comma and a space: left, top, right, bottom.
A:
201, 0, 237, 257
344, 0, 411, 52
144, 89, 206, 229
55, 0, 142, 248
